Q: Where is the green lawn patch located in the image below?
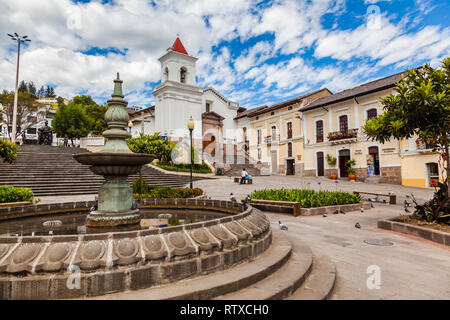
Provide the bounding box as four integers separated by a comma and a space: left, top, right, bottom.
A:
251, 188, 362, 208
156, 162, 212, 174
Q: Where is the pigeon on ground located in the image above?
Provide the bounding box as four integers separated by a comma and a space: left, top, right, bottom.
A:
90, 200, 98, 212
333, 210, 339, 214
383, 199, 387, 204
355, 222, 361, 229
278, 221, 288, 231
360, 207, 364, 213
323, 213, 328, 217
244, 195, 252, 204
404, 207, 410, 213
131, 199, 141, 210
404, 200, 411, 207
339, 209, 345, 214
370, 202, 374, 208
229, 193, 237, 202
405, 194, 410, 199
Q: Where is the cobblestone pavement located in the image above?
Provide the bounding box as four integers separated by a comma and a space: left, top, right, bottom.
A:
37, 175, 449, 299
194, 174, 435, 206
195, 176, 449, 299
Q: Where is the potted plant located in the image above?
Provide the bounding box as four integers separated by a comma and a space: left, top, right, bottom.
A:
326, 154, 337, 179
346, 159, 356, 180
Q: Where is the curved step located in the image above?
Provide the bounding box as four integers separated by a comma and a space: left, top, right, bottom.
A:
286, 255, 337, 300
87, 229, 291, 300
214, 235, 313, 300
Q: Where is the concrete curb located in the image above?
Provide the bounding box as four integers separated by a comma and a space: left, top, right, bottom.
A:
251, 202, 371, 216
378, 218, 450, 246
214, 232, 313, 300
286, 255, 337, 300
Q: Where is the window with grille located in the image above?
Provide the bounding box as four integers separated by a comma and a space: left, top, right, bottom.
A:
287, 122, 292, 139
257, 129, 262, 145
316, 120, 323, 143
367, 108, 377, 119
288, 142, 293, 157
339, 115, 348, 133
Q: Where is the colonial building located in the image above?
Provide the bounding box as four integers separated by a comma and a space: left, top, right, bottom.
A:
300, 72, 445, 188
235, 89, 331, 175
142, 37, 244, 165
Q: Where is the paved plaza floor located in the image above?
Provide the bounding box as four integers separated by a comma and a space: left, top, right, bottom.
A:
38, 175, 449, 299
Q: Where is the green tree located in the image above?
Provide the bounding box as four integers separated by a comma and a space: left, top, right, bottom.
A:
52, 103, 90, 145
127, 133, 176, 164
45, 85, 56, 98
70, 95, 107, 135
363, 58, 450, 197
0, 90, 39, 139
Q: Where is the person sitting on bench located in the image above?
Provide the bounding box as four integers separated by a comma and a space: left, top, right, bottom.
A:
240, 168, 249, 184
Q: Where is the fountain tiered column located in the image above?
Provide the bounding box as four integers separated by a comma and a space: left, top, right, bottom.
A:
74, 73, 155, 227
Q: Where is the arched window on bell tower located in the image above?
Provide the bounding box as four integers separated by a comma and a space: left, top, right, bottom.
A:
163, 67, 169, 82
180, 67, 187, 83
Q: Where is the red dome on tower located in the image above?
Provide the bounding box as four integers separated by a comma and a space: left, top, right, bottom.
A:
171, 37, 188, 55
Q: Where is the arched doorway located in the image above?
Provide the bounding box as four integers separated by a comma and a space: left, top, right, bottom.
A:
203, 135, 216, 158
338, 149, 350, 177
317, 152, 324, 176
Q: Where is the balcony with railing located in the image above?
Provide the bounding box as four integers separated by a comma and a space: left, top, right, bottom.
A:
327, 128, 358, 144
265, 134, 280, 145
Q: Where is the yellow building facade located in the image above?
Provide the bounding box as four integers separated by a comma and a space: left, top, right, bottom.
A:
238, 71, 445, 189
243, 89, 331, 175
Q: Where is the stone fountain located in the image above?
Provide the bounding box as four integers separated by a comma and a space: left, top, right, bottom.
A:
74, 73, 155, 227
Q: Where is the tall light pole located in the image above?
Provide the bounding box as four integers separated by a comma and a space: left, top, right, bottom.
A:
187, 116, 194, 189
8, 33, 31, 143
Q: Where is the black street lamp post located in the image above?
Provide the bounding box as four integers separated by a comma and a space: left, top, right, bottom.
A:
187, 116, 194, 189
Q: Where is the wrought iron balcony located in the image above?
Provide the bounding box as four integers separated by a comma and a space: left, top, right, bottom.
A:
265, 134, 280, 144
327, 128, 358, 141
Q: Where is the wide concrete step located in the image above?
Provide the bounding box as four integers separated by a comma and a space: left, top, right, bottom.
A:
286, 255, 337, 300
214, 234, 313, 300
87, 230, 292, 300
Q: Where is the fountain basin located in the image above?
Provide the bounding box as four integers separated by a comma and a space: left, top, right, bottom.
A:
73, 152, 155, 168
73, 152, 156, 227
0, 199, 272, 299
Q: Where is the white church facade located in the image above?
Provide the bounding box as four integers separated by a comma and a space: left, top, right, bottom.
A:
133, 37, 248, 166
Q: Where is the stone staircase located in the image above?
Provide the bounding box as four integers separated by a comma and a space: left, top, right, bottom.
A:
88, 228, 336, 300
0, 145, 207, 196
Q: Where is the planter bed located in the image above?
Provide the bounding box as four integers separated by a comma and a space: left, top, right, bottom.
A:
0, 201, 33, 208
247, 199, 370, 216
378, 217, 450, 246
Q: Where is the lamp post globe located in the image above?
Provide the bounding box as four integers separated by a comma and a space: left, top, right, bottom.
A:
187, 116, 194, 189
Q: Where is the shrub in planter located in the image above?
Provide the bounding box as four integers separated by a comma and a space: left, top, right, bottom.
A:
0, 140, 18, 164
251, 188, 361, 208
134, 186, 204, 199
346, 159, 356, 179
132, 178, 149, 194
412, 182, 449, 224
0, 186, 34, 203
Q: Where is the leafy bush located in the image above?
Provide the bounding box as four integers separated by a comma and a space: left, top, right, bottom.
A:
0, 139, 18, 164
127, 133, 176, 164
132, 178, 149, 194
134, 186, 204, 199
326, 154, 337, 166
0, 186, 33, 203
250, 188, 362, 208
412, 182, 449, 224
156, 162, 212, 174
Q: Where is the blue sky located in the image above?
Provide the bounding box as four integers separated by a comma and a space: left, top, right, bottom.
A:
0, 0, 449, 110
